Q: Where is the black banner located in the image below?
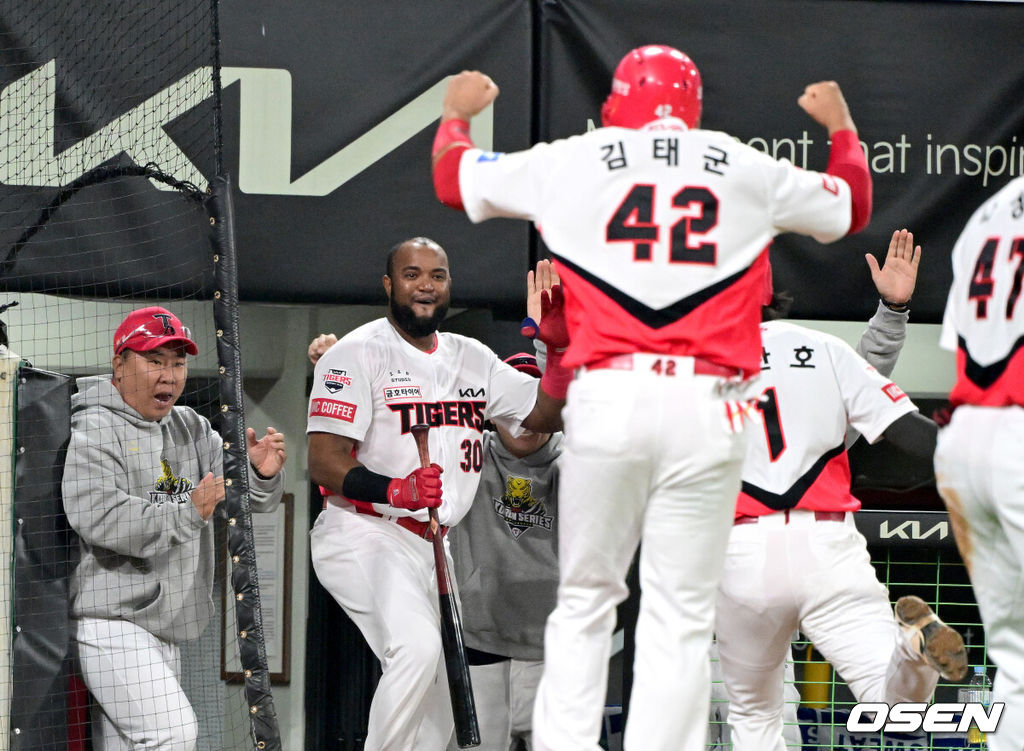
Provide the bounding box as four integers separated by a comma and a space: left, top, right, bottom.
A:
218, 0, 533, 310
538, 0, 1024, 322
2, 1, 1022, 321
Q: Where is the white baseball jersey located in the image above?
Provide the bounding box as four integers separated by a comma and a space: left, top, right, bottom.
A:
458, 119, 854, 374
940, 175, 1024, 407
307, 318, 539, 526
736, 320, 918, 517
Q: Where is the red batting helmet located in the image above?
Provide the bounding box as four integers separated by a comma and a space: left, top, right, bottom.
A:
600, 45, 702, 130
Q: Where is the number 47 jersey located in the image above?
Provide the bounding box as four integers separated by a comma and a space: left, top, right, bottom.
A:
941, 174, 1024, 408
458, 119, 857, 374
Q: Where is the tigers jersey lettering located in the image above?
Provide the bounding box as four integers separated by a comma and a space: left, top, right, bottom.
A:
306, 318, 538, 526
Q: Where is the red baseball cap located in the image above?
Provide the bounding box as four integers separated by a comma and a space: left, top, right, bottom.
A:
504, 352, 541, 378
114, 306, 198, 356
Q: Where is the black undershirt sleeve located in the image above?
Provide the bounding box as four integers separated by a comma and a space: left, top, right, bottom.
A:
340, 466, 393, 505
880, 412, 938, 465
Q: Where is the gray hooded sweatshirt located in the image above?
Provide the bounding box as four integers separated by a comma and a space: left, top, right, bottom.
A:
62, 375, 283, 644
449, 430, 562, 661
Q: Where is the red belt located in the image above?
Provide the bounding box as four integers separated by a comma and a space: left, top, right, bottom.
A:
585, 353, 742, 379
734, 510, 847, 525
353, 504, 448, 540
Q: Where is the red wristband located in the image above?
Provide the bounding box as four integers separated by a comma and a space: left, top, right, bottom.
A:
432, 118, 472, 159
433, 119, 472, 211
540, 347, 572, 400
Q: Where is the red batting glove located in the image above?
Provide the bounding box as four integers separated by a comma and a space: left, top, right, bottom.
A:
538, 284, 573, 399
538, 284, 570, 350
387, 463, 443, 510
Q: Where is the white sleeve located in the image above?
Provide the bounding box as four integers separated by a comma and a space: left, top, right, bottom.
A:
830, 338, 918, 444
481, 352, 540, 437
306, 338, 375, 441
459, 143, 555, 224
939, 284, 959, 352
762, 156, 853, 244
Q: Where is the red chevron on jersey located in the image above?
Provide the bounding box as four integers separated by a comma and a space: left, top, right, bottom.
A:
949, 339, 1024, 407
553, 248, 769, 374
735, 446, 861, 517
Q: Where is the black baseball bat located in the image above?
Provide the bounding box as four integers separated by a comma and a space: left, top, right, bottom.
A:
410, 423, 481, 748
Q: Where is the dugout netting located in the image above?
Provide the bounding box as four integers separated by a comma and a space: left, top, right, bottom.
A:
701, 510, 991, 751
0, 2, 279, 750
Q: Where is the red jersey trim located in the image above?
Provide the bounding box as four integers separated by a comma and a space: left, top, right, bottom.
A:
432, 119, 471, 211
949, 336, 1024, 407
552, 248, 770, 375
826, 129, 872, 235
735, 444, 862, 517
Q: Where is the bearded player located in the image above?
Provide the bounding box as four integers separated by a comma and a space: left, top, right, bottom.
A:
307, 239, 566, 750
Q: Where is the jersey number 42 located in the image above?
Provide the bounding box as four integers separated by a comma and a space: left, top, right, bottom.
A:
606, 184, 719, 265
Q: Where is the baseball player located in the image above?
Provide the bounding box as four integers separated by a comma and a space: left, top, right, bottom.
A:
432, 45, 872, 750
934, 175, 1024, 751
715, 230, 968, 750
62, 306, 286, 751
306, 239, 567, 751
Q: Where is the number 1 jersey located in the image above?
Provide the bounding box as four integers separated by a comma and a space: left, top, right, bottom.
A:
736, 321, 918, 516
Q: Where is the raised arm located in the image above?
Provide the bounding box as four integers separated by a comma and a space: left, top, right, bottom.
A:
798, 81, 871, 234
521, 275, 570, 434
432, 71, 499, 211
857, 228, 921, 377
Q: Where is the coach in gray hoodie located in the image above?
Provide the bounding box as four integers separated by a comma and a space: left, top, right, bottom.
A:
62, 306, 286, 751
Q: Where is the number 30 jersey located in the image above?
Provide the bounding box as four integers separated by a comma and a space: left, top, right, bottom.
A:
307, 318, 539, 527
940, 174, 1024, 408
736, 321, 918, 517
458, 119, 858, 375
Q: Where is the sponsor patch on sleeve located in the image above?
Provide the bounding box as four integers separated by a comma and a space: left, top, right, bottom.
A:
821, 174, 839, 195
476, 151, 501, 162
309, 398, 358, 422
882, 383, 908, 402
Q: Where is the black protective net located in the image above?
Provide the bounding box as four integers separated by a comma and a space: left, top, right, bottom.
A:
0, 1, 278, 749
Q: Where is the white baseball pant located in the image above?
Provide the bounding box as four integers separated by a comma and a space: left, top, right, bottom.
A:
447, 658, 543, 751
310, 504, 454, 751
935, 405, 1024, 751
73, 617, 197, 751
707, 639, 802, 748
715, 510, 939, 751
533, 361, 748, 751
